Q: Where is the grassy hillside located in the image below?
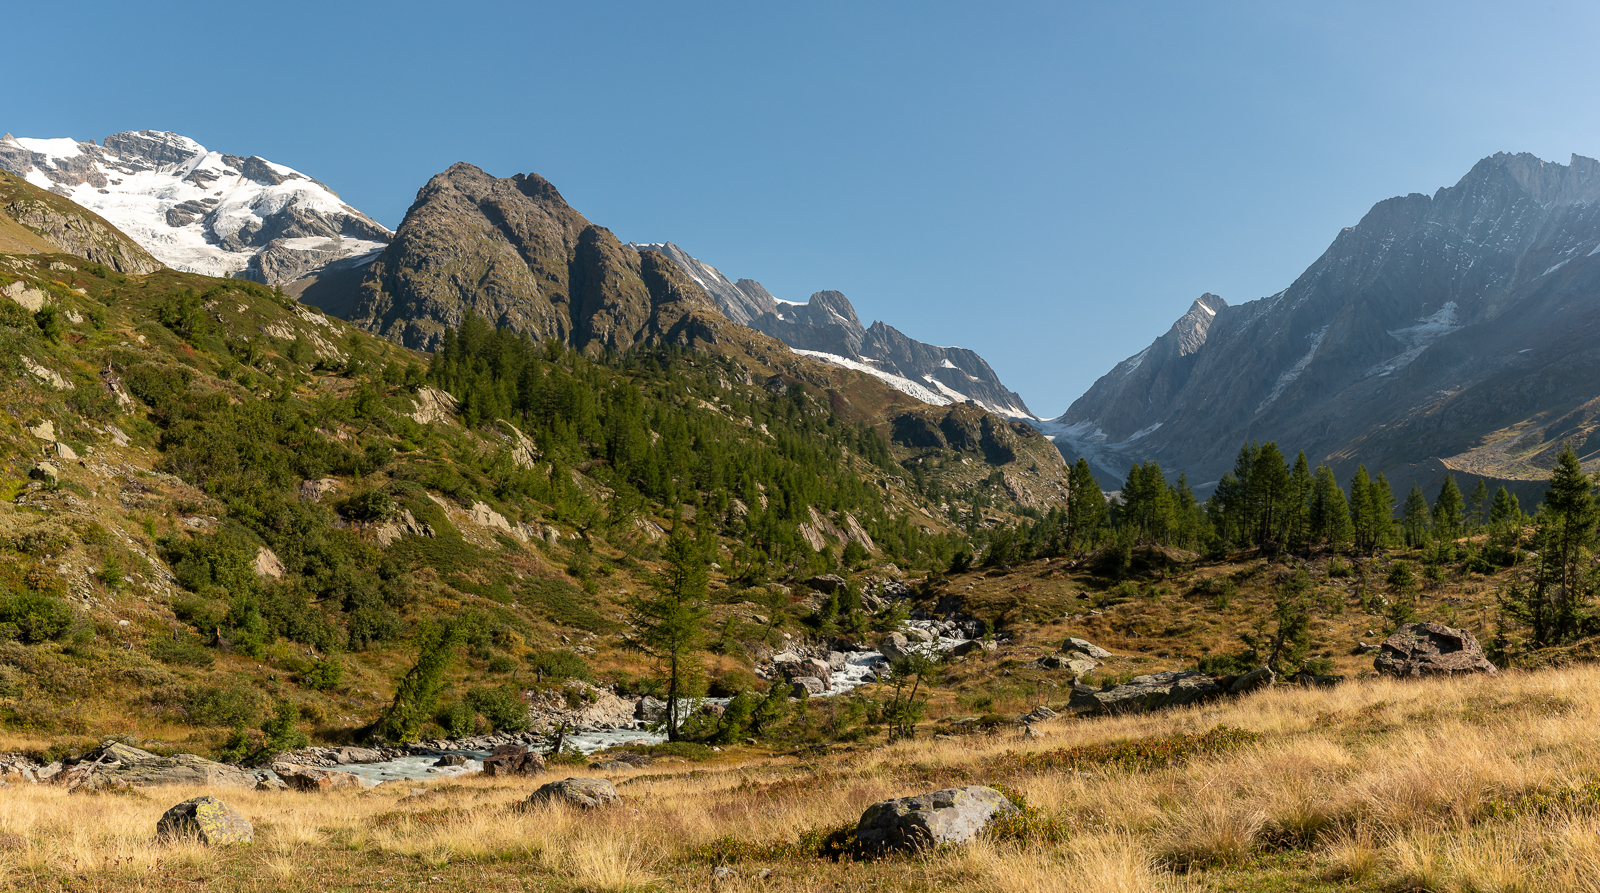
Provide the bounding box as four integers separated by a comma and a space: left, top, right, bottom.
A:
0, 227, 1077, 758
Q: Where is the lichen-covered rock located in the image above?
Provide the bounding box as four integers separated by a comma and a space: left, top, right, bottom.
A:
1375, 622, 1498, 677
526, 777, 619, 809
1064, 637, 1112, 659
156, 796, 253, 845
854, 786, 1017, 856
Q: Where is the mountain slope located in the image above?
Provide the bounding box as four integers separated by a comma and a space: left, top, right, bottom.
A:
0, 130, 389, 284
0, 170, 161, 273
1049, 152, 1600, 495
634, 241, 1036, 418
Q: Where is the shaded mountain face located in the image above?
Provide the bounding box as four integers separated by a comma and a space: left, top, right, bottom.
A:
635, 241, 1035, 418
0, 131, 389, 284
1047, 152, 1600, 496
336, 165, 722, 353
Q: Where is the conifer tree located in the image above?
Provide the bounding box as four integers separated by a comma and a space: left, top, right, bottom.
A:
1286, 451, 1313, 549
1401, 484, 1431, 548
625, 529, 711, 741
1067, 459, 1107, 553
1349, 466, 1374, 552
1543, 444, 1597, 599
1432, 475, 1465, 542
1309, 464, 1350, 545
1468, 479, 1490, 531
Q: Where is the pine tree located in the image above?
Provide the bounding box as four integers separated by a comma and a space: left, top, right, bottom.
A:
1309, 464, 1350, 545
1349, 466, 1374, 552
1544, 444, 1597, 600
1286, 451, 1313, 550
1401, 484, 1431, 548
1432, 475, 1465, 542
1369, 474, 1396, 550
625, 529, 711, 741
1468, 479, 1490, 531
1252, 442, 1292, 547
1067, 458, 1107, 554
371, 622, 461, 744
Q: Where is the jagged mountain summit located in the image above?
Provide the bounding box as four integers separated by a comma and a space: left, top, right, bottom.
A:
633, 241, 1036, 418
0, 130, 390, 284
1047, 152, 1600, 497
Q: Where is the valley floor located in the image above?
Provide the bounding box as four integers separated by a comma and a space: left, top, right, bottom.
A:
4, 663, 1598, 892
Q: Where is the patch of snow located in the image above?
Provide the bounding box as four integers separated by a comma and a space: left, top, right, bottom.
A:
1544, 259, 1570, 276
1364, 302, 1462, 379
1197, 302, 1216, 316
792, 349, 953, 406
939, 358, 959, 369
14, 137, 84, 161
1257, 325, 1328, 413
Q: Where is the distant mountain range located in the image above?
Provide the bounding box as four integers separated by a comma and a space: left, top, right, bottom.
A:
631, 242, 1035, 418
1046, 152, 1600, 501
0, 130, 390, 285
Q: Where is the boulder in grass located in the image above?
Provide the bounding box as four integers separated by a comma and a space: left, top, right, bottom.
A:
789, 677, 826, 697
275, 764, 364, 792
483, 745, 546, 777
1091, 670, 1222, 715
156, 796, 253, 845
853, 786, 1017, 856
526, 777, 619, 809
1375, 622, 1498, 677
1063, 637, 1112, 659
1229, 666, 1275, 694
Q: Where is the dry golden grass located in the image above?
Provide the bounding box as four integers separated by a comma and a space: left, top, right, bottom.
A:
8, 664, 1600, 890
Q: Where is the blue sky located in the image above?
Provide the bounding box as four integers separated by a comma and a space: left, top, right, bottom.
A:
10, 1, 1600, 415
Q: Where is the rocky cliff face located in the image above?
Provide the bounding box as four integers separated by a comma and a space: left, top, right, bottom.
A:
342, 165, 720, 353
636, 242, 1035, 418
0, 131, 389, 283
1047, 152, 1600, 495
0, 171, 161, 273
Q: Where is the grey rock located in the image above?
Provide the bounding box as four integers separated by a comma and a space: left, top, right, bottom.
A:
804, 574, 847, 594
878, 632, 911, 662
854, 786, 1018, 856
1374, 622, 1498, 677
433, 754, 468, 767
1092, 670, 1222, 715
790, 677, 825, 697
635, 696, 667, 722
1063, 637, 1112, 659
951, 639, 996, 657
156, 796, 253, 845
526, 777, 619, 809
1228, 666, 1275, 694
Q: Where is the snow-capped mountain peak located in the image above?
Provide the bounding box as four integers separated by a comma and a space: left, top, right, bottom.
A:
0, 130, 391, 284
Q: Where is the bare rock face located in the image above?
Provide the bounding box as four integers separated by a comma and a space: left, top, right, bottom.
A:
0, 185, 163, 274
1374, 622, 1498, 677
156, 797, 253, 845
853, 786, 1017, 856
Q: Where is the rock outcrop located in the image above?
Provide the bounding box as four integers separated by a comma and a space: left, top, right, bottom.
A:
1374, 622, 1498, 677
0, 171, 161, 273
853, 786, 1018, 856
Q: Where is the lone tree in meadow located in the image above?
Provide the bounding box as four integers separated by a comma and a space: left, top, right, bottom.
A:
625, 528, 710, 741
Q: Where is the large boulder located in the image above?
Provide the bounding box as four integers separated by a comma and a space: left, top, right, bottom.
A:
1063, 637, 1112, 660
1375, 622, 1498, 677
1228, 666, 1275, 694
60, 744, 257, 791
274, 764, 365, 792
1028, 653, 1099, 676
156, 797, 253, 845
805, 574, 848, 594
878, 632, 912, 662
854, 786, 1018, 856
635, 696, 667, 722
483, 745, 546, 777
526, 777, 619, 809
790, 677, 826, 697
1091, 670, 1222, 715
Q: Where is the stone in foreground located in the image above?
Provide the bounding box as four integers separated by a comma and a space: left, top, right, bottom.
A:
1091, 670, 1222, 714
1375, 622, 1498, 677
156, 796, 253, 845
526, 777, 620, 809
854, 786, 1017, 856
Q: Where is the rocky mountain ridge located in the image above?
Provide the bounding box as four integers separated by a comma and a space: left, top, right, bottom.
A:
633, 241, 1035, 418
1047, 151, 1600, 498
0, 130, 390, 284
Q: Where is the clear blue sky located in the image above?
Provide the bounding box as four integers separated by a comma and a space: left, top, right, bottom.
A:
10, 1, 1600, 416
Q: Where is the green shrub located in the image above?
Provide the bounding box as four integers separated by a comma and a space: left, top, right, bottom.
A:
0, 591, 77, 644
122, 363, 193, 406
148, 633, 215, 667
303, 658, 344, 691
465, 685, 531, 732
527, 648, 591, 682
436, 700, 476, 738
183, 684, 261, 728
